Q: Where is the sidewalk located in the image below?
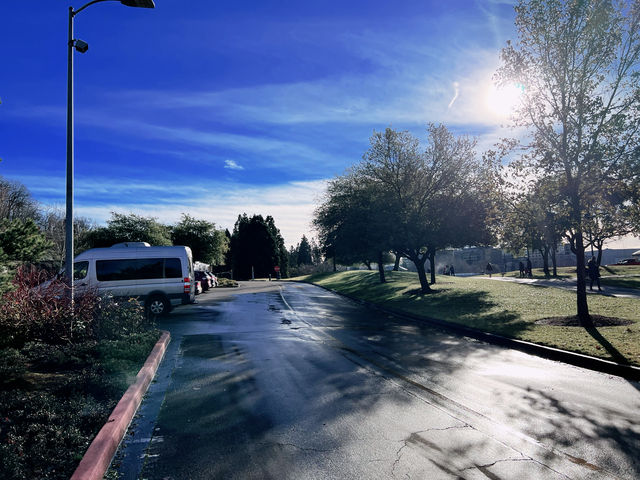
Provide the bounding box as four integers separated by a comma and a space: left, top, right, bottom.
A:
489, 275, 640, 299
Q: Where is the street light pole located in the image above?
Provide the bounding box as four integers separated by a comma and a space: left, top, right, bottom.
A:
65, 6, 75, 291
64, 0, 154, 298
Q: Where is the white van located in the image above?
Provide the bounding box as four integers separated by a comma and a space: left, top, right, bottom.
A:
72, 242, 195, 315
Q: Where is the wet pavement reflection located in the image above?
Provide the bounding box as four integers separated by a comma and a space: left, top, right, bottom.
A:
111, 281, 640, 479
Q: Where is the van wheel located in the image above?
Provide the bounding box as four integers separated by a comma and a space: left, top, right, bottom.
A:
146, 295, 170, 316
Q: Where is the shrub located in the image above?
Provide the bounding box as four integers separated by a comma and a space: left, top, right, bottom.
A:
0, 348, 27, 385
217, 277, 238, 287
0, 391, 112, 480
0, 266, 158, 478
0, 266, 150, 348
93, 296, 147, 340
0, 266, 100, 347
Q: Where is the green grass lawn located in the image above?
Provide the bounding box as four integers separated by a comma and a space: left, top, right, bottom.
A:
294, 270, 640, 367
503, 264, 640, 289
599, 265, 640, 289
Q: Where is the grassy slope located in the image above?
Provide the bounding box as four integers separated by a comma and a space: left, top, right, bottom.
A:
295, 270, 640, 366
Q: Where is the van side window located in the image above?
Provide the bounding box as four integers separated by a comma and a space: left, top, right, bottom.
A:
96, 258, 182, 281
164, 258, 182, 278
74, 261, 89, 280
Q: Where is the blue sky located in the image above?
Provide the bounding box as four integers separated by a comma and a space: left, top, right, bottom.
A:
9, 1, 635, 249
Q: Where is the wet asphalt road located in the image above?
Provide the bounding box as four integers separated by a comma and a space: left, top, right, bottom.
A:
111, 281, 640, 479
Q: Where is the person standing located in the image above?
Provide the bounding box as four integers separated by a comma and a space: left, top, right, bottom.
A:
587, 256, 602, 291
519, 261, 525, 278
486, 262, 493, 278
526, 258, 532, 278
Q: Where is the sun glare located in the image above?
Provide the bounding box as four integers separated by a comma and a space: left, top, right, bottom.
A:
485, 83, 524, 118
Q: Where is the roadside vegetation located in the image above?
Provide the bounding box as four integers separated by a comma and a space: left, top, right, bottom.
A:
217, 277, 239, 288
296, 271, 640, 367
0, 267, 160, 480
311, 0, 640, 327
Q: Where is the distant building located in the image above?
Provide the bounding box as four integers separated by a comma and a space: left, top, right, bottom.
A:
400, 246, 640, 274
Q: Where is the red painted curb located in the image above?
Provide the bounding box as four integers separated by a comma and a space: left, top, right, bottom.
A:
71, 330, 171, 480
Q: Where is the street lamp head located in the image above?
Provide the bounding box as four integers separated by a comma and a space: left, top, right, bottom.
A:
74, 39, 89, 53
120, 0, 155, 7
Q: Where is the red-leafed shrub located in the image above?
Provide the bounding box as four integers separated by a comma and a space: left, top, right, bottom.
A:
0, 266, 146, 348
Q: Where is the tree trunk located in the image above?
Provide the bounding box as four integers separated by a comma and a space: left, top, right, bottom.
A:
413, 256, 431, 293
364, 261, 372, 270
541, 246, 550, 277
596, 242, 604, 267
393, 252, 401, 271
332, 256, 336, 272
574, 233, 591, 325
551, 244, 557, 277
428, 249, 436, 284
377, 251, 386, 283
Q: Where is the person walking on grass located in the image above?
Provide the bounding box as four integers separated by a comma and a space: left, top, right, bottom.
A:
519, 261, 525, 278
587, 256, 602, 292
486, 262, 493, 278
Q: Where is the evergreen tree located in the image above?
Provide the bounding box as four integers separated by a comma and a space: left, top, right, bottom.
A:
297, 235, 313, 266
230, 214, 288, 279
0, 218, 52, 263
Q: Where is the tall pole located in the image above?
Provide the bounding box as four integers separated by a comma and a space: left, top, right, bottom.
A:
65, 6, 75, 297
64, 0, 153, 296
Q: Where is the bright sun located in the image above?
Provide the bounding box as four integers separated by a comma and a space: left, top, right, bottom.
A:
485, 83, 524, 118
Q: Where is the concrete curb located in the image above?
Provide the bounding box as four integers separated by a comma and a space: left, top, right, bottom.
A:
70, 330, 171, 480
306, 282, 640, 381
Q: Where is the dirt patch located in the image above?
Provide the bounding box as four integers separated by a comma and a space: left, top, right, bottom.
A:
536, 315, 634, 327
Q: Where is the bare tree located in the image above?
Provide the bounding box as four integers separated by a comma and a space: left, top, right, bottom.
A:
39, 207, 95, 269
497, 0, 640, 323
0, 176, 39, 222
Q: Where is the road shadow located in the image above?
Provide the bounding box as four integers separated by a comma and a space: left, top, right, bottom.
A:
137, 283, 640, 479
494, 383, 640, 478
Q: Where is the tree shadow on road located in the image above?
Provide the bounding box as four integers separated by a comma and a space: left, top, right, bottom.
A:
495, 383, 640, 477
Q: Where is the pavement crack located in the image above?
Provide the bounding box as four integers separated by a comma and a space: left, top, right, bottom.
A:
460, 456, 529, 472
259, 441, 336, 453
423, 424, 470, 432
391, 441, 408, 477
459, 456, 572, 480
527, 457, 576, 480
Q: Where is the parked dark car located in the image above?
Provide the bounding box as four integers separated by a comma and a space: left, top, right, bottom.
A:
614, 258, 640, 266
195, 271, 211, 290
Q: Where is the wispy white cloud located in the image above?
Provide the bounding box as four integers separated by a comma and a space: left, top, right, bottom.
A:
224, 159, 244, 170
448, 82, 460, 109
104, 46, 512, 136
